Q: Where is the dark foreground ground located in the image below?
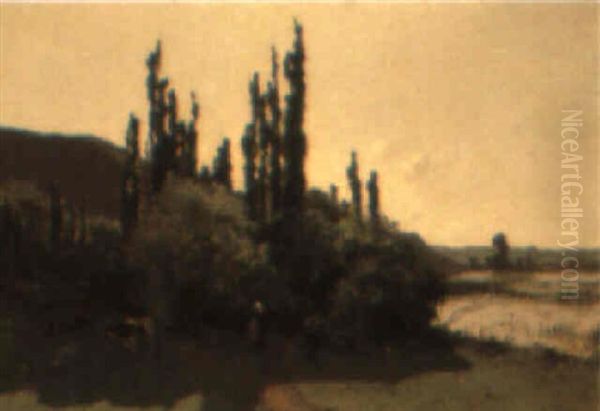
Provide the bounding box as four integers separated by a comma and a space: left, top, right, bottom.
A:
0, 315, 596, 411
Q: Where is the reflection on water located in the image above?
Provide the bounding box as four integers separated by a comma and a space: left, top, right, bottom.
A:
438, 270, 600, 358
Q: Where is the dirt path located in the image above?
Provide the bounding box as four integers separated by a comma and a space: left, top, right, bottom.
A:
258, 343, 597, 411
1, 339, 595, 411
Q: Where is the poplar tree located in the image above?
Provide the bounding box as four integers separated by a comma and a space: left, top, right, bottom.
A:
181, 92, 200, 178
346, 151, 362, 221
267, 47, 283, 215
167, 89, 178, 144
282, 20, 307, 216
257, 92, 270, 222
221, 138, 232, 190
213, 138, 232, 190
242, 123, 258, 220
146, 41, 170, 194
166, 89, 179, 173
367, 170, 379, 227
242, 73, 261, 220
121, 114, 140, 240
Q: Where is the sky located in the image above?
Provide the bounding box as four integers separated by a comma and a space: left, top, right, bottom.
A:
1, 3, 597, 247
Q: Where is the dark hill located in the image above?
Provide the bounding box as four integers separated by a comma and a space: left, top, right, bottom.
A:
0, 126, 125, 217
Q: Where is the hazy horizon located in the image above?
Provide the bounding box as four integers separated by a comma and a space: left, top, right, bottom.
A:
1, 3, 597, 247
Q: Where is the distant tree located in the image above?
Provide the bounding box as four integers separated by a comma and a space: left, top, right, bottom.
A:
212, 141, 221, 185
491, 232, 510, 270
257, 90, 270, 223
167, 89, 178, 142
222, 139, 232, 190
267, 47, 283, 215
166, 89, 177, 169
166, 89, 189, 177
242, 124, 258, 219
121, 114, 140, 240
180, 92, 200, 178
174, 120, 186, 173
346, 151, 362, 221
242, 73, 261, 220
367, 170, 380, 228
213, 138, 232, 190
49, 181, 62, 253
282, 20, 307, 217
146, 41, 170, 194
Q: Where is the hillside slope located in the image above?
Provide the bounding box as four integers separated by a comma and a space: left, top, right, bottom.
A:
0, 126, 125, 217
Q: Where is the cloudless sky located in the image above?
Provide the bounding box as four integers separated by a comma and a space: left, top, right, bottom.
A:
1, 3, 597, 246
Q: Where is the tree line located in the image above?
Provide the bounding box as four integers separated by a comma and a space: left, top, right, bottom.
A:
121, 21, 382, 242
0, 21, 444, 358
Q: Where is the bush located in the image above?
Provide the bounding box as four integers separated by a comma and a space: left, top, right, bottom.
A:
128, 179, 268, 333
327, 239, 445, 347
270, 189, 446, 346
0, 181, 50, 284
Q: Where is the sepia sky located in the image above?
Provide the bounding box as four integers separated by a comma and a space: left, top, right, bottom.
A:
1, 3, 597, 247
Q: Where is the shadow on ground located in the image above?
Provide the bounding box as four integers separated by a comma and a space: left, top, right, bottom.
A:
0, 314, 471, 411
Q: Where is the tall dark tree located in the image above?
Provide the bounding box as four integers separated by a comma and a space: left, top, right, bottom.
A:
211, 151, 219, 182
222, 138, 232, 190
257, 92, 270, 223
367, 170, 379, 226
242, 123, 258, 220
180, 92, 200, 178
146, 41, 170, 194
242, 73, 261, 220
121, 114, 140, 240
346, 151, 362, 221
267, 47, 283, 215
282, 20, 307, 216
213, 138, 232, 190
166, 89, 179, 173
49, 181, 62, 253
167, 89, 177, 139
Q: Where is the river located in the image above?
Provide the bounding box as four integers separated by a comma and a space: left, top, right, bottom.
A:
436, 270, 599, 358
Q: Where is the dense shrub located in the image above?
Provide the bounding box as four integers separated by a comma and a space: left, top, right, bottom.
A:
325, 216, 446, 346
0, 181, 137, 328
268, 189, 446, 345
1, 179, 447, 347
128, 179, 268, 333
